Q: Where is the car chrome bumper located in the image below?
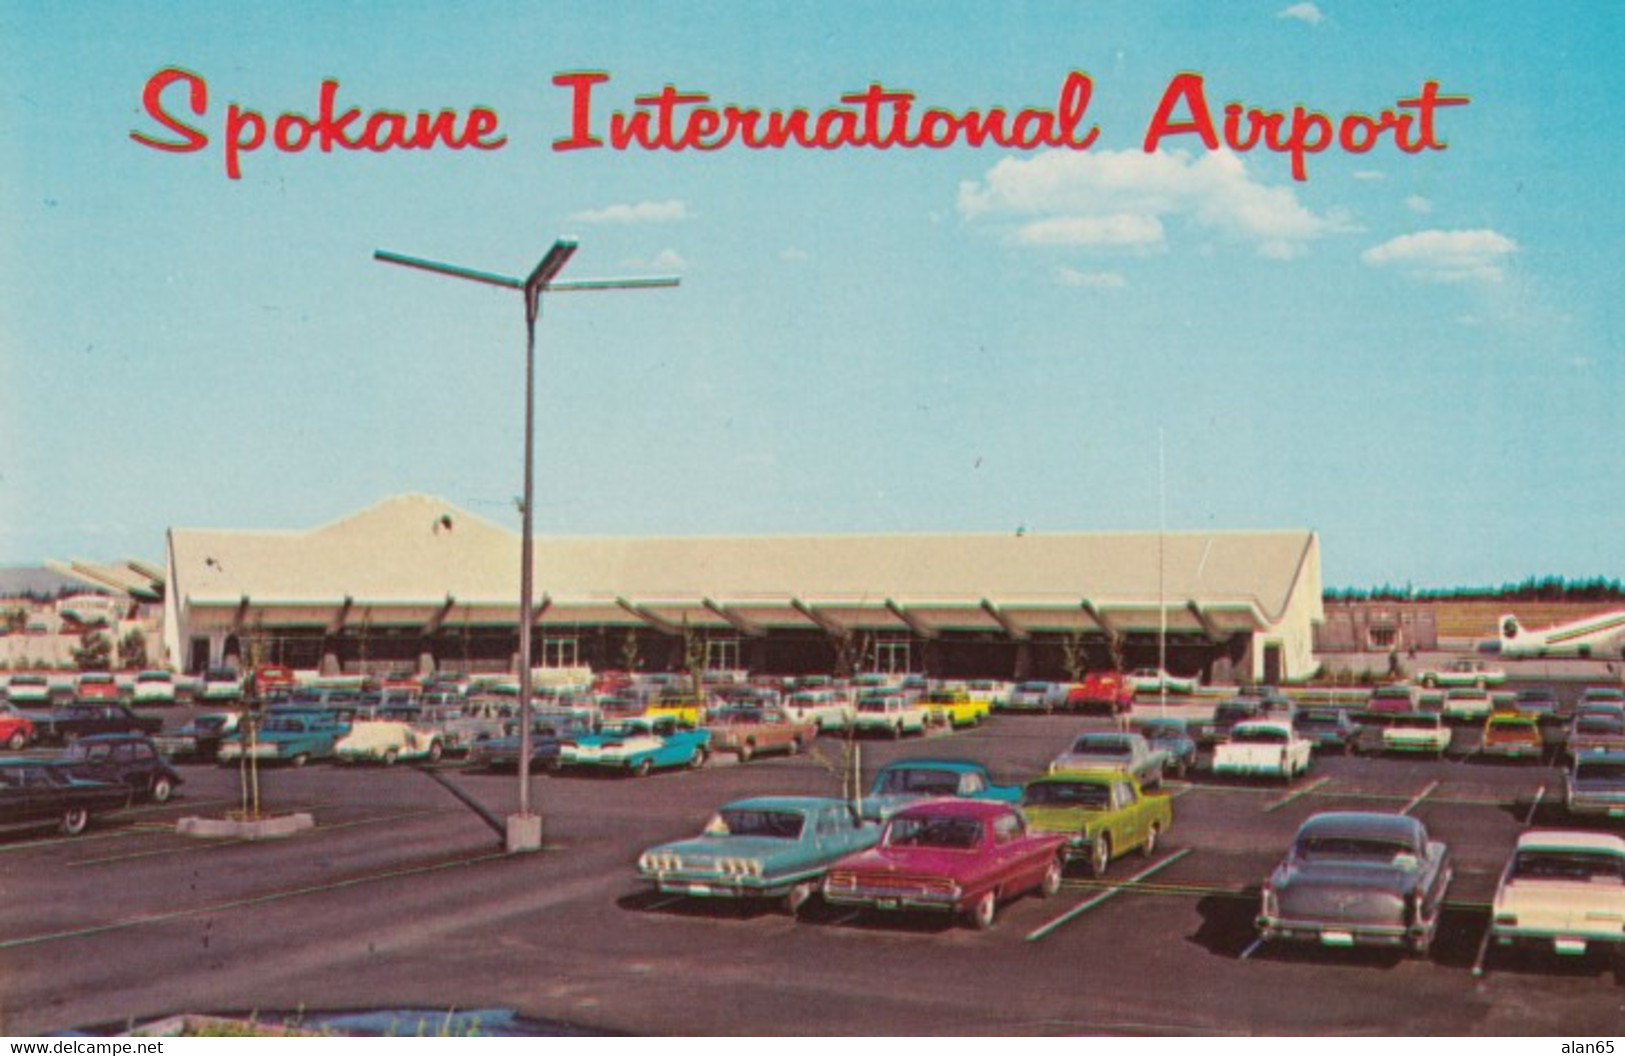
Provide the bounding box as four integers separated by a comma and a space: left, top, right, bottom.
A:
1256, 916, 1422, 949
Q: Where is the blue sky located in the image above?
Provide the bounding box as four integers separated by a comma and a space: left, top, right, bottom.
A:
2, 2, 1620, 589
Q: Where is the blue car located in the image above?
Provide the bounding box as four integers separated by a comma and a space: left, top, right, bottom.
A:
637, 795, 882, 913
558, 716, 710, 776
860, 758, 1022, 821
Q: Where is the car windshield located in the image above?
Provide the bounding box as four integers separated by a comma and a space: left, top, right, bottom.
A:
1231, 726, 1288, 743
1299, 712, 1341, 726
1068, 737, 1128, 756
1576, 716, 1625, 735
884, 815, 983, 850
1024, 782, 1110, 809
704, 809, 805, 840
261, 718, 308, 733
1216, 703, 1261, 722
1391, 715, 1439, 729
598, 722, 646, 738
875, 768, 961, 795
1297, 836, 1418, 864
1512, 850, 1625, 884
858, 698, 895, 713
1576, 761, 1625, 781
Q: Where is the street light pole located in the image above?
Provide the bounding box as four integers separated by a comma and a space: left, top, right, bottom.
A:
375, 239, 677, 852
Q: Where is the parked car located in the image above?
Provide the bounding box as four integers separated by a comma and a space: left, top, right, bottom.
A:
1066, 672, 1134, 715
1365, 684, 1418, 715
152, 711, 240, 762
334, 720, 445, 765
1212, 720, 1313, 781
851, 692, 930, 739
822, 799, 1068, 930
1415, 658, 1505, 689
1004, 681, 1063, 713
860, 758, 1022, 821
1564, 710, 1625, 759
1195, 696, 1266, 746
919, 687, 989, 729
131, 670, 178, 706
644, 690, 709, 728
1294, 708, 1360, 754
1441, 687, 1495, 722
0, 704, 36, 751
637, 795, 882, 914
61, 733, 183, 803
1482, 830, 1625, 967
1577, 687, 1625, 710
247, 664, 298, 701
1257, 811, 1454, 957
216, 707, 351, 767
1048, 732, 1169, 789
75, 672, 120, 703
1564, 751, 1625, 818
5, 674, 51, 706
1022, 769, 1173, 876
0, 758, 131, 837
198, 666, 244, 703
21, 703, 163, 746
557, 716, 710, 776
1512, 687, 1565, 725
780, 689, 853, 732
441, 696, 517, 753
705, 706, 817, 762
1136, 717, 1197, 777
1478, 711, 1544, 762
1380, 712, 1452, 757
1128, 668, 1197, 695
465, 715, 591, 771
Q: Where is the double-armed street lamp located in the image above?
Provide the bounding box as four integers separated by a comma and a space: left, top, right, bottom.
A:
375, 239, 678, 852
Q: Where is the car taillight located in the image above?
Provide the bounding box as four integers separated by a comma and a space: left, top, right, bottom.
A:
1493, 912, 1517, 927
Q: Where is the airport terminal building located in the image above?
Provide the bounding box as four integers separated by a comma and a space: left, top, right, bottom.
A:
163, 494, 1325, 685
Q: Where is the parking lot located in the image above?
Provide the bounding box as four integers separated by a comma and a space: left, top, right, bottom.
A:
2, 699, 1622, 1036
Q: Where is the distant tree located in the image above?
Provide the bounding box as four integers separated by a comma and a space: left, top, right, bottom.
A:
71, 629, 112, 671
3, 606, 25, 634
1060, 626, 1089, 683
118, 627, 149, 670
619, 627, 641, 673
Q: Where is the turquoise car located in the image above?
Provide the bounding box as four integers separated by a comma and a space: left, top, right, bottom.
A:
216, 707, 350, 767
558, 716, 710, 776
859, 758, 1023, 821
637, 796, 881, 913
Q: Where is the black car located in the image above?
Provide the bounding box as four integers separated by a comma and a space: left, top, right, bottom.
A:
60, 733, 184, 803
20, 703, 164, 746
0, 758, 131, 837
465, 717, 591, 771
152, 712, 240, 762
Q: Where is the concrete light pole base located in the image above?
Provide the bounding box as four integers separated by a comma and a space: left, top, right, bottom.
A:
505, 812, 543, 853
177, 813, 315, 840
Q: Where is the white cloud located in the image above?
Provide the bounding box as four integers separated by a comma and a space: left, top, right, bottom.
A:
958, 148, 1346, 260
1056, 267, 1126, 289
1278, 3, 1325, 25
567, 200, 689, 224
1405, 195, 1432, 215
1361, 229, 1517, 283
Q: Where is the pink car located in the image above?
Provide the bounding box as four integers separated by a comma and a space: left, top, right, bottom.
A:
822, 799, 1068, 930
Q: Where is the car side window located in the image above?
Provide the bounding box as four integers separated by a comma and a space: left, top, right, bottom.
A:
992, 814, 1021, 844
1113, 782, 1136, 809
961, 773, 986, 795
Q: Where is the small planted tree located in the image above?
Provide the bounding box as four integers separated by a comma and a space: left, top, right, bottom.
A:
118, 627, 149, 670
71, 628, 112, 671
1060, 625, 1089, 684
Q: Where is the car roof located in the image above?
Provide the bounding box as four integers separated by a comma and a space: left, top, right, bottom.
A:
721, 796, 850, 814
877, 758, 987, 773
891, 797, 1011, 820
72, 733, 150, 743
1297, 811, 1426, 843
1514, 829, 1625, 854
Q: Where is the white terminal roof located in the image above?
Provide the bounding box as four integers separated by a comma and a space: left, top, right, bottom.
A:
169, 494, 1320, 635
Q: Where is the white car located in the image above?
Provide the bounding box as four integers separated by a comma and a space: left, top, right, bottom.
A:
1481, 830, 1625, 970
5, 674, 51, 705
1129, 668, 1197, 695
1004, 681, 1063, 713
782, 689, 854, 731
1415, 658, 1506, 689
851, 693, 929, 738
132, 670, 177, 706
1212, 720, 1313, 780
1440, 688, 1493, 722
334, 720, 445, 765
1381, 713, 1452, 757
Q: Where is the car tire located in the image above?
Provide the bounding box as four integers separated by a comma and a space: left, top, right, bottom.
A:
60, 808, 89, 836
382, 749, 399, 767
633, 758, 653, 778
738, 742, 754, 763
688, 747, 708, 770
5, 730, 26, 751
787, 737, 802, 756
426, 741, 443, 764
970, 889, 998, 931
1147, 766, 1164, 790
891, 723, 903, 740
1039, 856, 1063, 898
1142, 824, 1159, 858
150, 776, 173, 804
783, 881, 816, 916
1090, 834, 1112, 878
289, 753, 310, 768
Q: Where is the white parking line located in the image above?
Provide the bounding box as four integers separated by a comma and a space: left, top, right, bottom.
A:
1025, 847, 1193, 942
1261, 776, 1329, 814
1523, 784, 1545, 826
1239, 937, 1265, 961
1399, 780, 1440, 815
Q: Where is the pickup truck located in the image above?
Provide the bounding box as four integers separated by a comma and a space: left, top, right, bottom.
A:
1048, 732, 1170, 789
19, 703, 163, 746
1212, 720, 1313, 780
217, 708, 351, 767
1415, 658, 1505, 689
1022, 769, 1174, 876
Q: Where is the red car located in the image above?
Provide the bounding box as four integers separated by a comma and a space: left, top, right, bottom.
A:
822, 799, 1068, 930
0, 705, 35, 751
75, 673, 119, 702
1067, 671, 1135, 715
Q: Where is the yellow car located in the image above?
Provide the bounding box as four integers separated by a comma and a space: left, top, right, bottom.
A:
920, 688, 989, 729
646, 691, 708, 727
